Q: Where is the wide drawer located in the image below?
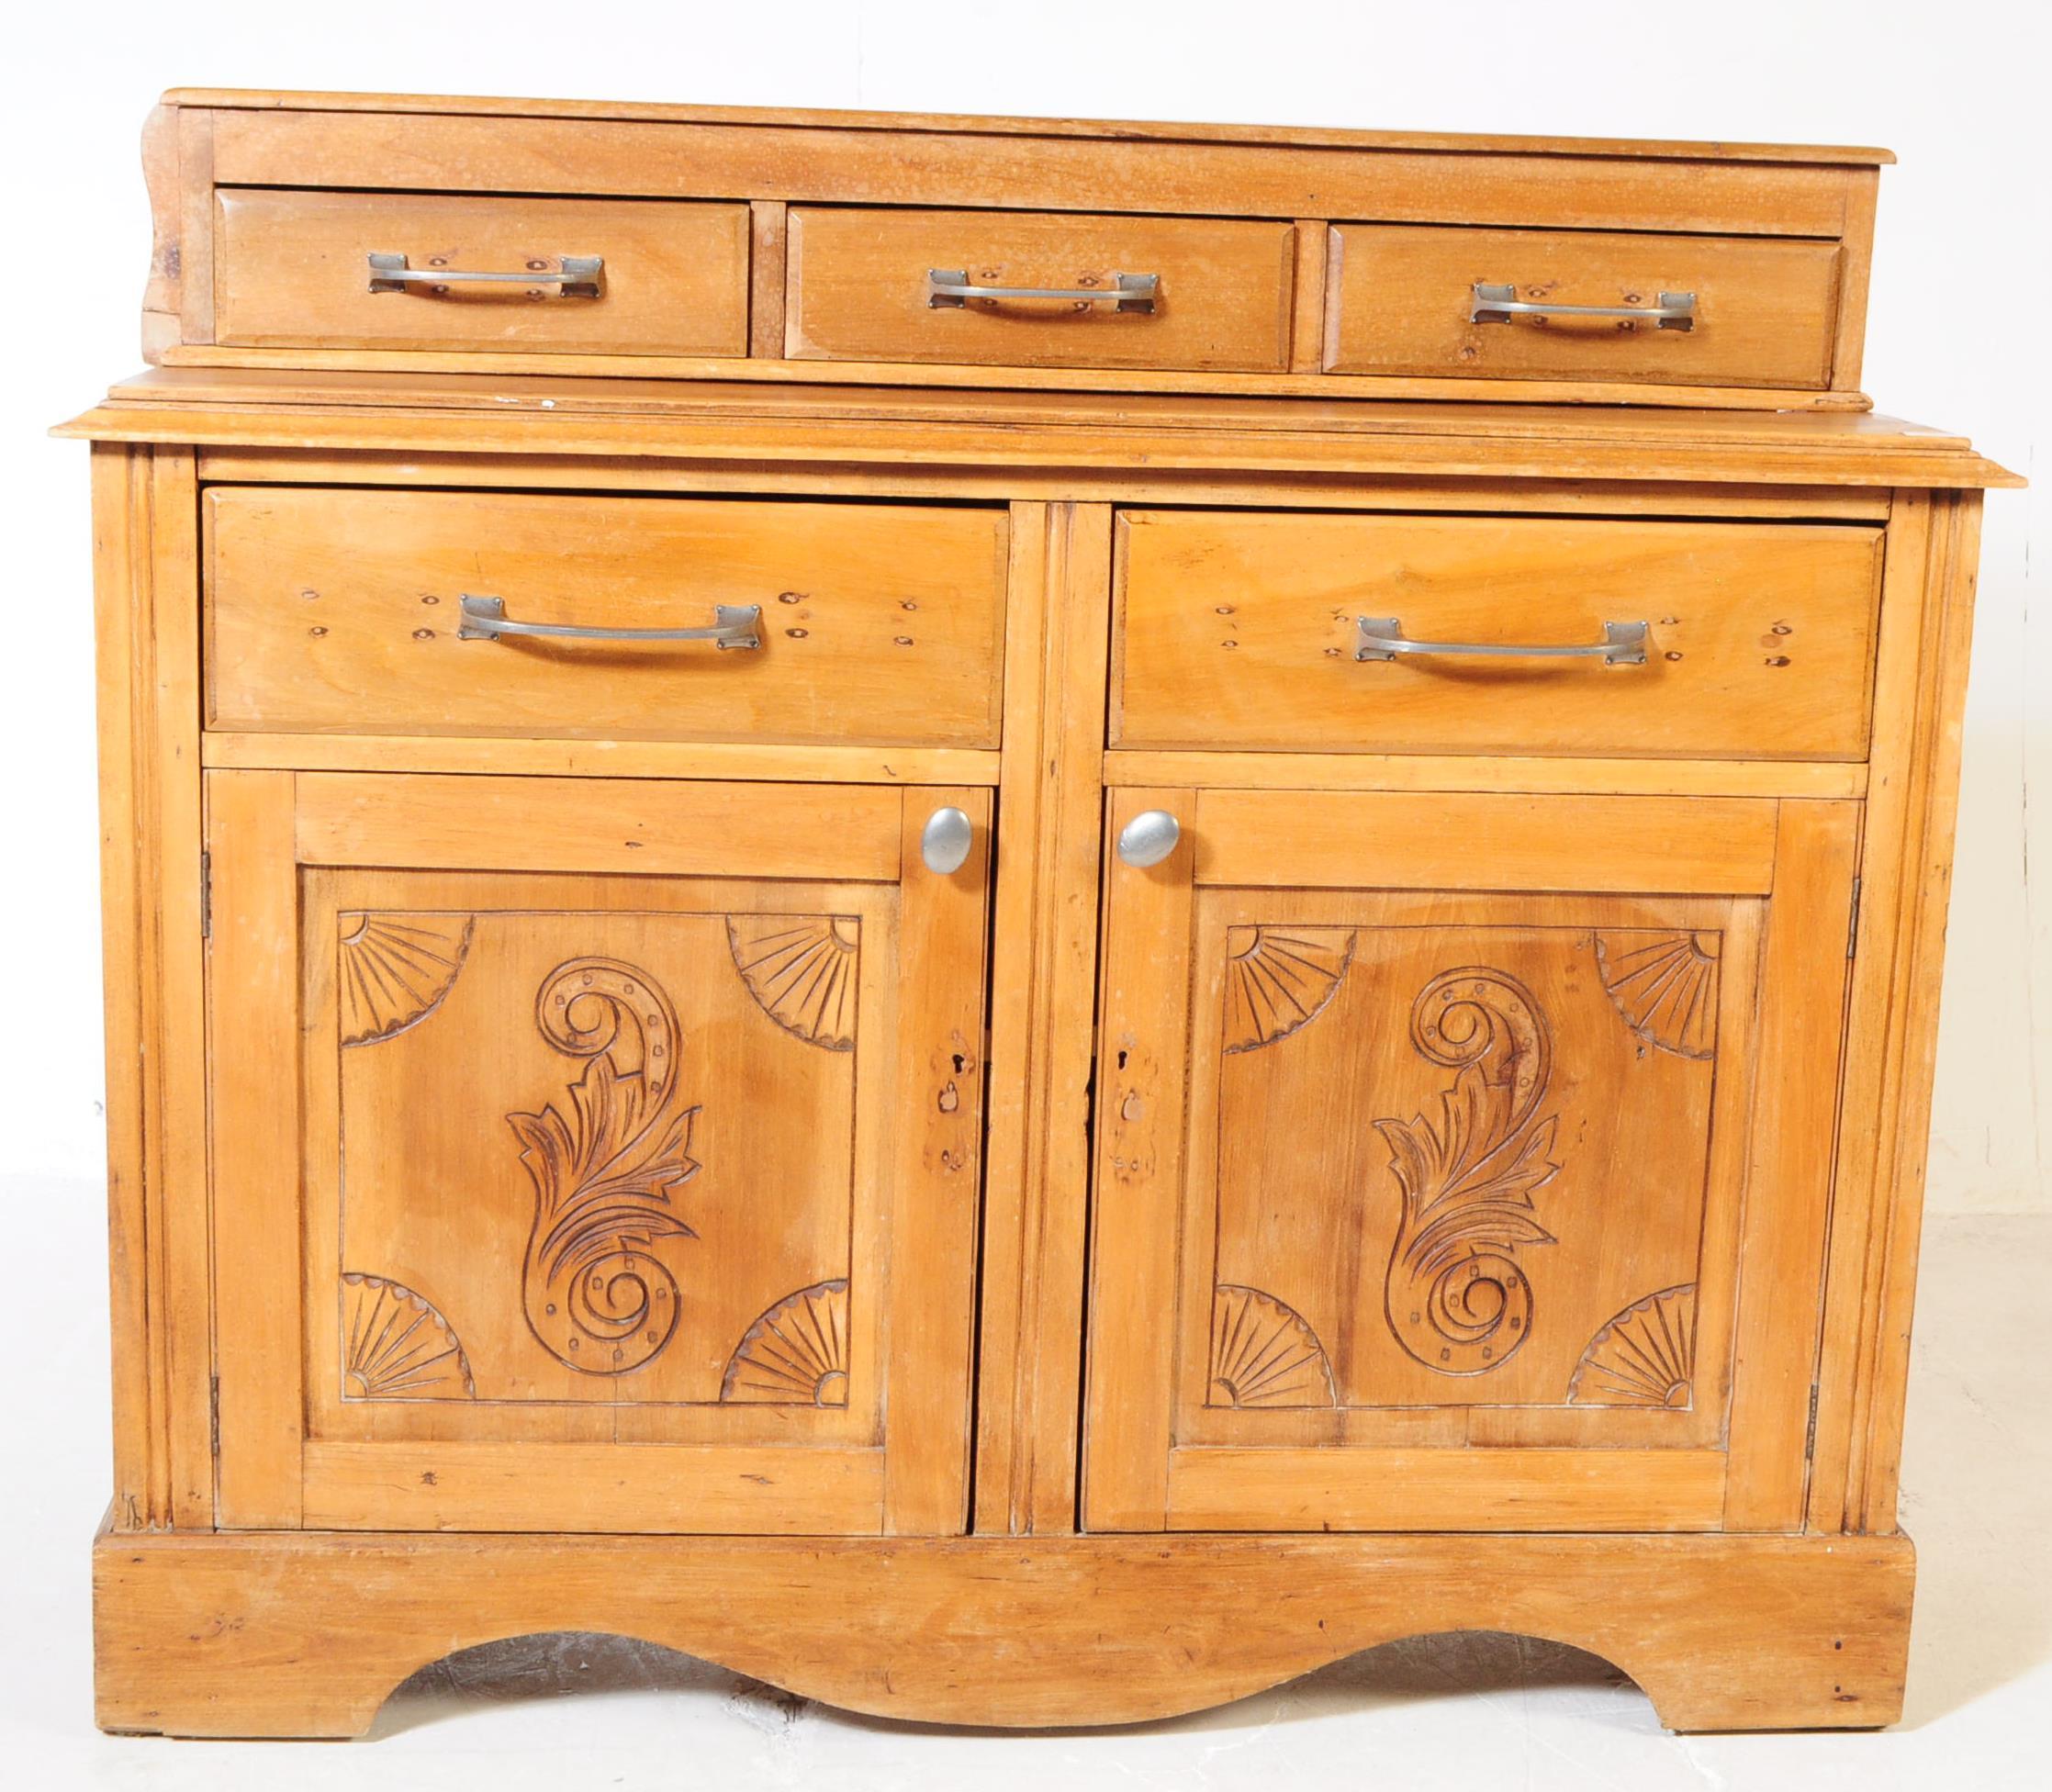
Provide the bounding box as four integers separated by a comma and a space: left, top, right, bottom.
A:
787, 207, 1296, 372
214, 189, 751, 355
1112, 510, 1883, 759
1326, 225, 1845, 388
205, 488, 1008, 746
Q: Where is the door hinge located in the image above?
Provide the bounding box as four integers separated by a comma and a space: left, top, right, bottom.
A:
208, 1372, 220, 1461
1845, 876, 1862, 958
1804, 1382, 1821, 1462
199, 850, 213, 941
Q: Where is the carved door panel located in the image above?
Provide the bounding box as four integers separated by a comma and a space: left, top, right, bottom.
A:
1085, 789, 1858, 1534
207, 772, 988, 1535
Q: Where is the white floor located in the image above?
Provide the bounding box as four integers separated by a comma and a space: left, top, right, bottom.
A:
3, 1192, 2046, 1789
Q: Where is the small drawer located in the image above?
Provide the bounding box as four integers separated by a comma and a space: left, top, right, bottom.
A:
206, 488, 1008, 747
1327, 225, 1844, 389
214, 189, 751, 356
1112, 510, 1882, 760
787, 207, 1295, 372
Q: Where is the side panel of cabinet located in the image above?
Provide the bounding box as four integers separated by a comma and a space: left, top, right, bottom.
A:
1083, 789, 1856, 1533
207, 772, 987, 1535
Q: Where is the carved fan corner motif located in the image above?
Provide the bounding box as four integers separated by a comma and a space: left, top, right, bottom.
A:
1569, 1283, 1698, 1407
1222, 926, 1355, 1053
1208, 1284, 1336, 1407
727, 915, 860, 1050
338, 913, 475, 1047
722, 1280, 850, 1406
342, 1271, 476, 1400
1594, 931, 1721, 1060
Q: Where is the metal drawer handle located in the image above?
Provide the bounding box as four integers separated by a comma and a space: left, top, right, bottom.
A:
1356, 618, 1651, 667
369, 252, 605, 297
1116, 810, 1182, 868
458, 596, 762, 650
926, 269, 1160, 312
1471, 283, 1695, 330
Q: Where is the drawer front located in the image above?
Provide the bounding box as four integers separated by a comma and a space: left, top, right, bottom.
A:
1113, 511, 1882, 759
1328, 226, 1843, 388
207, 488, 1008, 746
215, 189, 751, 355
787, 207, 1295, 372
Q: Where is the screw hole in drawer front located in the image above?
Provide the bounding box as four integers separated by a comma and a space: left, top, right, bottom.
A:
1111, 510, 1882, 760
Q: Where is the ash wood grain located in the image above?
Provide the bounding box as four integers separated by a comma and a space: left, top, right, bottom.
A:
1853, 498, 1984, 1531
138, 448, 214, 1529
1113, 510, 1883, 759
1287, 222, 1327, 374
1106, 751, 1866, 799
787, 208, 1294, 372
91, 445, 162, 1529
975, 503, 1113, 1534
205, 109, 1864, 239
1081, 788, 1195, 1530
1328, 226, 1842, 389
1165, 1449, 1728, 1531
1191, 790, 1780, 892
94, 1523, 1915, 1735
140, 107, 181, 361
173, 108, 214, 345
215, 190, 749, 356
186, 443, 1896, 520
69, 91, 2008, 1741
301, 1443, 884, 1532
1830, 170, 1881, 392
1721, 800, 1859, 1530
205, 487, 1008, 747
206, 771, 303, 1527
1081, 786, 1865, 1538
748, 200, 788, 359
208, 776, 988, 1535
883, 788, 991, 1533
202, 733, 1001, 786
1810, 494, 1986, 1533
158, 91, 1896, 162
151, 345, 1872, 409
294, 773, 905, 879
63, 369, 2023, 488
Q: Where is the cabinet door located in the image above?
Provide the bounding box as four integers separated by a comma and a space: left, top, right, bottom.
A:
1085, 788, 1857, 1533
207, 772, 988, 1535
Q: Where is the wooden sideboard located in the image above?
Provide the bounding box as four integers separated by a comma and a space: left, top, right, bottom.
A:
62, 92, 2018, 1740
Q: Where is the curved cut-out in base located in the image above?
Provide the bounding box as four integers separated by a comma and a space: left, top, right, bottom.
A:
94, 1525, 1912, 1739
369, 1625, 1639, 1740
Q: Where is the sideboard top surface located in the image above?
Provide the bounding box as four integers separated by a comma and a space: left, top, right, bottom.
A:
155, 87, 1897, 165
57, 367, 2020, 489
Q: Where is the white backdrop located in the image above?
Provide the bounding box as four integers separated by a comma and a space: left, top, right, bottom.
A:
7, 0, 2045, 1210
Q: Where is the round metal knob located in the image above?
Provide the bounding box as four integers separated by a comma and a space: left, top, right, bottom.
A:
1116, 809, 1182, 869
921, 806, 974, 875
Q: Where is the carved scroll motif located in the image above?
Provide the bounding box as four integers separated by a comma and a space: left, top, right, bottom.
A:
721, 1280, 850, 1406
1222, 927, 1355, 1053
1208, 1285, 1337, 1407
1595, 931, 1721, 1060
508, 958, 701, 1375
727, 916, 859, 1049
1569, 1283, 1698, 1407
1374, 969, 1560, 1376
338, 913, 474, 1046
342, 1271, 475, 1399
